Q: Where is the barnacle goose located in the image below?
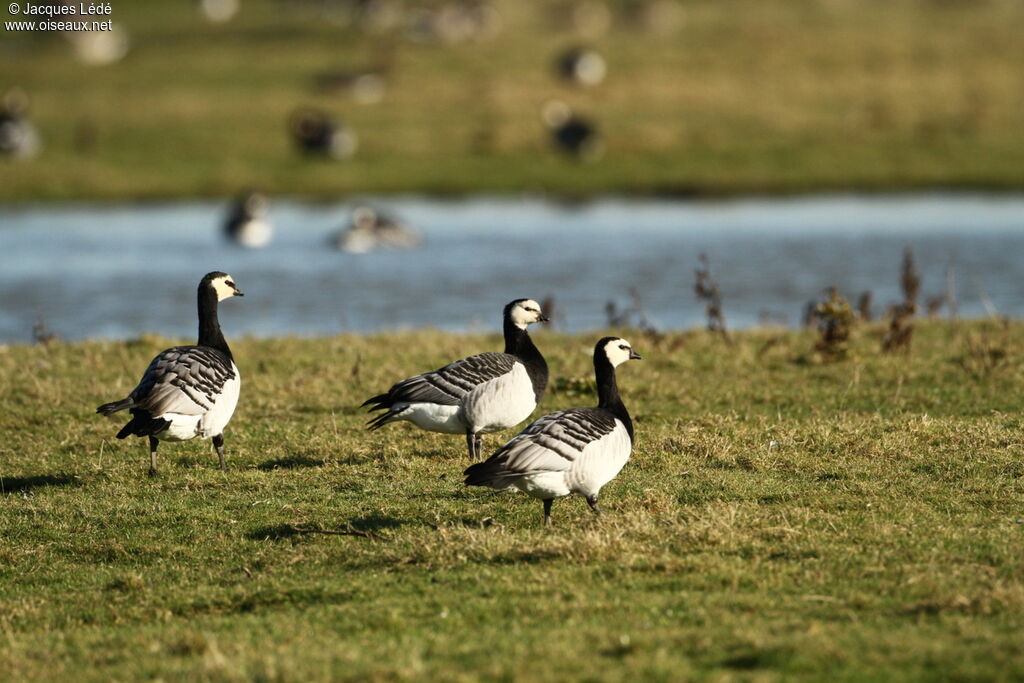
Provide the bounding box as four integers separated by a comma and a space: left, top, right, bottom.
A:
288, 108, 358, 159
556, 46, 607, 87
334, 205, 422, 253
96, 272, 244, 476
362, 299, 549, 460
198, 0, 240, 24
68, 22, 130, 66
0, 89, 41, 160
464, 336, 641, 526
542, 100, 604, 162
224, 191, 273, 249
405, 2, 502, 44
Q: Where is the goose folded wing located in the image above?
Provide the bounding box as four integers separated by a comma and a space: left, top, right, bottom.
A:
131, 346, 236, 416
493, 408, 619, 474
388, 352, 517, 406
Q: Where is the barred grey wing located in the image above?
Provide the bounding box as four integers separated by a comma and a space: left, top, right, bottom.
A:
389, 352, 517, 406
131, 346, 237, 416
497, 407, 618, 473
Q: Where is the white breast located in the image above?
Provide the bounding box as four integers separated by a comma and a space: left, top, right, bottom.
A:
566, 421, 632, 498
235, 220, 272, 248
391, 402, 465, 433
514, 471, 573, 500
158, 414, 204, 442
198, 363, 241, 438
460, 363, 537, 434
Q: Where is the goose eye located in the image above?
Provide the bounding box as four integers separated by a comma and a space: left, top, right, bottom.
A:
226, 281, 235, 288
619, 344, 628, 350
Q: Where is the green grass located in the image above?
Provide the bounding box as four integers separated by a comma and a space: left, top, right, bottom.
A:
1, 0, 1024, 200
1, 321, 1023, 680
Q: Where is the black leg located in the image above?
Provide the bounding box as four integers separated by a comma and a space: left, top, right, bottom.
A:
147, 436, 159, 477
543, 498, 553, 526
474, 434, 483, 460
212, 434, 226, 471
465, 430, 476, 461
586, 494, 602, 516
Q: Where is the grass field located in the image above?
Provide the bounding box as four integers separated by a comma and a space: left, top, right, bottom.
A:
1, 321, 1022, 679
2, 0, 1024, 200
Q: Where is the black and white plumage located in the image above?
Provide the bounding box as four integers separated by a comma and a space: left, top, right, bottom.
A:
0, 89, 41, 161
465, 336, 641, 525
97, 272, 244, 476
556, 46, 607, 87
288, 108, 358, 160
224, 191, 273, 248
333, 206, 422, 253
362, 299, 549, 460
542, 100, 604, 162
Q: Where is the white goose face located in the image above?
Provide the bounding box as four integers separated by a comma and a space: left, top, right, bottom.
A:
604, 337, 641, 367
541, 100, 571, 129
352, 206, 377, 230
509, 299, 547, 329
211, 274, 244, 301
244, 193, 268, 216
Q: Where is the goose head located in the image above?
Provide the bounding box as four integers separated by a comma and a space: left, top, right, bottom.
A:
242, 192, 268, 218
505, 299, 548, 329
541, 99, 573, 129
599, 336, 642, 367
202, 271, 244, 301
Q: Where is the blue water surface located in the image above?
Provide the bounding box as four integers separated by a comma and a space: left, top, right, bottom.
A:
1, 194, 1022, 343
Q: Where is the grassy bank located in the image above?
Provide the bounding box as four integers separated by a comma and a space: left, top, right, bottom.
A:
1, 0, 1023, 201
1, 322, 1022, 679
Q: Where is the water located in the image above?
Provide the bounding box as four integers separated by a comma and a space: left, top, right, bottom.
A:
1, 194, 1023, 343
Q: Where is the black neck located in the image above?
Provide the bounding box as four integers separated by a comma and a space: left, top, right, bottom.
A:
197, 286, 232, 358
595, 354, 633, 442
503, 318, 548, 401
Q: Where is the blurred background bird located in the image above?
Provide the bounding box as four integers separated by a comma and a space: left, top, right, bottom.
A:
67, 23, 130, 66
0, 89, 41, 161
223, 191, 273, 249
542, 100, 603, 162
334, 205, 422, 254
555, 46, 607, 87
197, 0, 241, 24
288, 108, 358, 160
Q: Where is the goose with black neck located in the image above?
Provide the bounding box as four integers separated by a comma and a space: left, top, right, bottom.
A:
97, 272, 244, 476
464, 336, 641, 525
362, 299, 549, 460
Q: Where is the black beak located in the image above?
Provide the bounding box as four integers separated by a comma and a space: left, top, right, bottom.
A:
629, 351, 642, 360
539, 315, 550, 323
234, 288, 245, 297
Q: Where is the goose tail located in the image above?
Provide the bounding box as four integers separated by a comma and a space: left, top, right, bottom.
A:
115, 410, 170, 439
366, 410, 397, 431
464, 459, 517, 489
361, 392, 392, 411
96, 397, 133, 416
